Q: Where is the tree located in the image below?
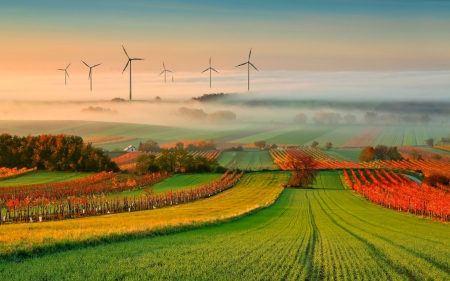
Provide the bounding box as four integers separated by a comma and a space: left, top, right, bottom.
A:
138, 140, 161, 152
293, 113, 308, 124
325, 142, 333, 150
410, 149, 423, 160
359, 147, 375, 162
175, 142, 184, 149
311, 141, 319, 148
207, 110, 237, 124
387, 146, 403, 160
423, 173, 450, 187
426, 138, 434, 147
419, 114, 431, 125
373, 145, 389, 160
344, 114, 357, 124
364, 112, 378, 124
284, 152, 318, 188
254, 140, 266, 149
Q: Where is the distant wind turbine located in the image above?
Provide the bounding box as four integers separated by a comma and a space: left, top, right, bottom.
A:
81, 60, 101, 91
235, 48, 258, 91
159, 62, 172, 83
57, 63, 71, 85
201, 57, 219, 88
122, 45, 144, 101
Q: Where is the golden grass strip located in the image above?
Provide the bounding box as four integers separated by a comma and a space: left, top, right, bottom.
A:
0, 172, 288, 256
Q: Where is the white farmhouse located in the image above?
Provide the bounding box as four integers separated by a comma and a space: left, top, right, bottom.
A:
124, 145, 138, 152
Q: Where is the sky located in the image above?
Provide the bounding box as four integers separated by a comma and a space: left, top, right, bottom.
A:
1, 0, 450, 101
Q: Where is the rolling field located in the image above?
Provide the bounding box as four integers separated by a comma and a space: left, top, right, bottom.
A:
0, 172, 289, 257
372, 126, 404, 146
265, 125, 336, 145
218, 151, 279, 170
2, 172, 449, 280
0, 171, 91, 187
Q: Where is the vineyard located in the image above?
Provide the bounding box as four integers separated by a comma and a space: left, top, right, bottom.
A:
0, 172, 170, 224
0, 167, 37, 180
270, 148, 364, 170
2, 172, 449, 280
343, 169, 450, 220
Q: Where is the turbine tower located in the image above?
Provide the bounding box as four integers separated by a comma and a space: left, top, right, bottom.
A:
235, 48, 259, 91
122, 45, 144, 101
57, 63, 71, 85
81, 60, 101, 91
159, 62, 172, 83
201, 57, 219, 88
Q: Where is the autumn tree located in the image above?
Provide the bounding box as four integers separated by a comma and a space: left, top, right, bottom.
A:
139, 139, 161, 152
325, 142, 333, 150
426, 138, 434, 147
374, 145, 389, 160
254, 140, 266, 149
284, 152, 318, 188
359, 147, 375, 162
293, 113, 308, 124
423, 173, 450, 187
311, 141, 319, 148
387, 146, 403, 160
410, 149, 423, 160
344, 114, 357, 124
175, 142, 184, 149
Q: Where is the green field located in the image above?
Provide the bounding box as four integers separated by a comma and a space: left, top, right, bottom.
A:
218, 151, 278, 170
322, 148, 362, 162
265, 125, 336, 145
0, 171, 91, 187
2, 172, 449, 280
372, 126, 404, 146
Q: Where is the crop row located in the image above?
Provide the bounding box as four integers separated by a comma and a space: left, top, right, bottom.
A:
343, 169, 450, 220
0, 170, 242, 225
0, 167, 37, 180
342, 126, 383, 147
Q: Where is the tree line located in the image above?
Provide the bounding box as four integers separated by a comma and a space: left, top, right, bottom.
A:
136, 148, 220, 174
0, 133, 119, 172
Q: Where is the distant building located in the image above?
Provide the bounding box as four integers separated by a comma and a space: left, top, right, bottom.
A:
124, 145, 138, 152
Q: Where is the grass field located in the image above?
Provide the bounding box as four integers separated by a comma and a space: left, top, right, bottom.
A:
265, 125, 336, 145
322, 148, 362, 162
0, 171, 91, 187
218, 151, 279, 170
0, 172, 289, 257
2, 172, 449, 280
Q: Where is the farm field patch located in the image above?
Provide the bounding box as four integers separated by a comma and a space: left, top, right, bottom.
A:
2, 172, 449, 280
228, 124, 296, 144
218, 151, 278, 170
372, 126, 404, 146
322, 148, 362, 162
304, 126, 364, 147
0, 171, 92, 187
264, 125, 336, 145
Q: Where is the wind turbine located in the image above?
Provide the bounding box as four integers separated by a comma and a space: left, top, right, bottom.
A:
235, 48, 259, 91
57, 63, 70, 85
122, 45, 144, 101
201, 57, 219, 88
81, 60, 101, 91
159, 62, 172, 83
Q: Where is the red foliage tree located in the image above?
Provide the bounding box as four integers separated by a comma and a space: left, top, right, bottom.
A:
285, 152, 318, 188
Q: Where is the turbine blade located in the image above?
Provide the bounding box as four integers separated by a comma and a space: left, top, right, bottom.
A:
236, 62, 248, 67
159, 70, 165, 76
249, 62, 259, 71
131, 58, 144, 60
66, 63, 71, 70
163, 62, 165, 70
211, 68, 219, 73
122, 45, 130, 59
166, 70, 172, 73
249, 48, 252, 60
122, 61, 130, 73
81, 60, 90, 68
92, 63, 101, 68
57, 69, 65, 71
201, 68, 209, 73
89, 69, 92, 79
66, 70, 69, 78
209, 57, 211, 66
